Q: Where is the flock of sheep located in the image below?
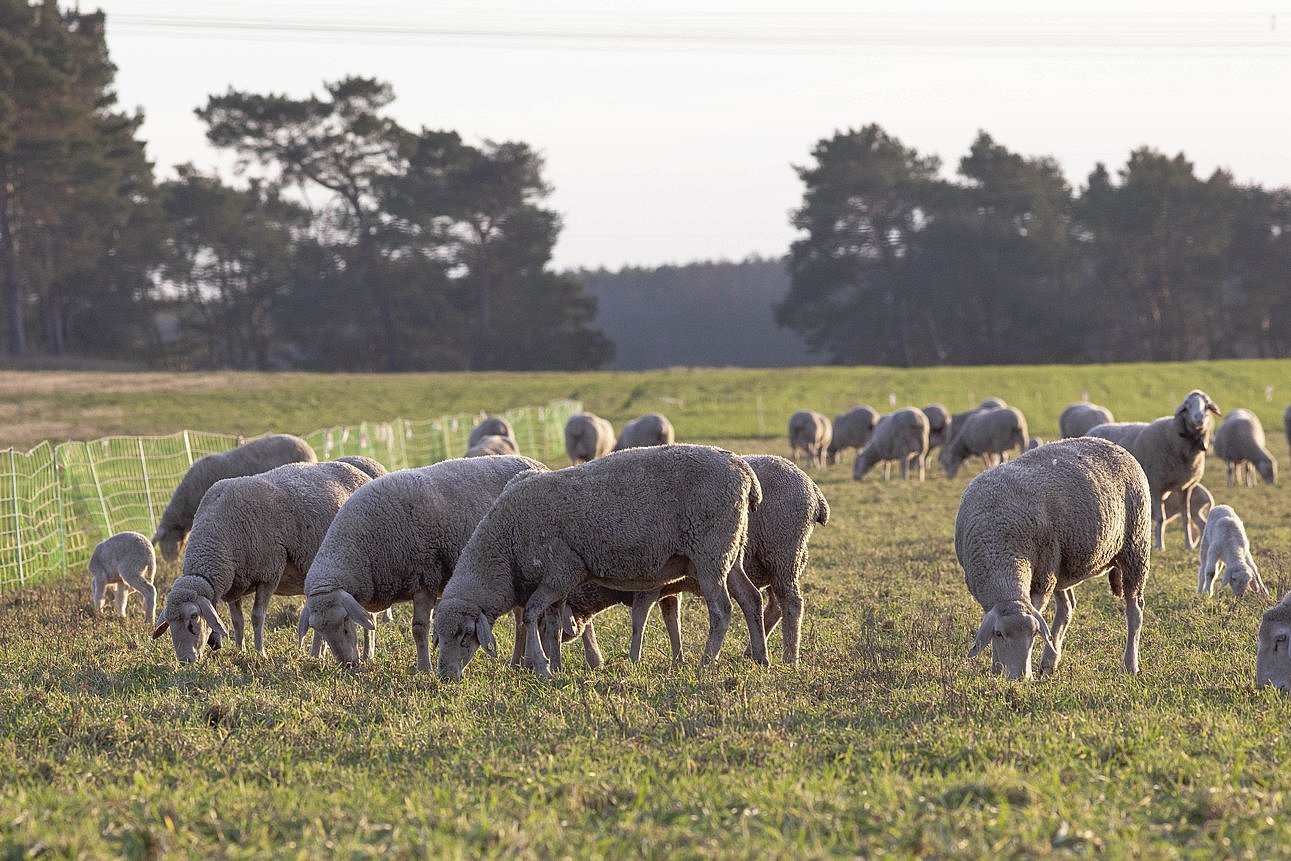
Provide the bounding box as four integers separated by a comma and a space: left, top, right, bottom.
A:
84, 394, 1291, 688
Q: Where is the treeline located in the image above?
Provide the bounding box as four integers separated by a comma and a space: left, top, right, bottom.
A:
780, 125, 1291, 365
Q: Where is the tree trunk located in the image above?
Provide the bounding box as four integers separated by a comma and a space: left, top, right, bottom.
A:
0, 170, 27, 356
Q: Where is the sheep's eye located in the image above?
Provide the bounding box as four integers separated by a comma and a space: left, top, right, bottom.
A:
993, 630, 1004, 638
1276, 635, 1288, 651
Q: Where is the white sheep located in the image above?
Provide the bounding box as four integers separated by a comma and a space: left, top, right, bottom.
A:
826, 406, 878, 466
152, 434, 317, 563
433, 444, 766, 680
333, 456, 388, 479
1196, 504, 1268, 598
788, 409, 832, 468
1059, 402, 1115, 438
464, 435, 520, 457
852, 408, 930, 481
1256, 593, 1291, 690
613, 413, 676, 451
468, 416, 515, 448
939, 406, 1029, 478
564, 412, 616, 464
959, 436, 1152, 679
297, 455, 547, 671
552, 455, 830, 667
150, 460, 371, 662
1212, 408, 1277, 486
1086, 389, 1220, 550
946, 400, 1010, 469
89, 531, 157, 626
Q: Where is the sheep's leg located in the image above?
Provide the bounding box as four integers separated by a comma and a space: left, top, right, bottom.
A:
228, 599, 246, 650
1179, 487, 1197, 550
408, 589, 434, 671
509, 607, 526, 668
1123, 593, 1144, 674
726, 564, 768, 666
91, 576, 107, 613
250, 585, 274, 657
540, 608, 563, 672
580, 622, 604, 670
522, 582, 578, 679
1039, 588, 1075, 676
1150, 494, 1166, 551
1197, 541, 1216, 594
113, 581, 130, 617
898, 455, 908, 480
659, 594, 683, 665
694, 572, 734, 667
776, 584, 804, 665
119, 568, 156, 626
358, 611, 378, 662
629, 590, 660, 662
761, 589, 783, 640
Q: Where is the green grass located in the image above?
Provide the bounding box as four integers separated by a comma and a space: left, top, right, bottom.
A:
1, 362, 1290, 857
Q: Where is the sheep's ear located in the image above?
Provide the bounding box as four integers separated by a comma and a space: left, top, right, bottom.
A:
1251, 562, 1269, 596
151, 619, 170, 639
1205, 400, 1221, 415
338, 591, 377, 631
196, 597, 228, 638
476, 613, 498, 657
296, 605, 311, 647
968, 609, 996, 658
560, 605, 578, 639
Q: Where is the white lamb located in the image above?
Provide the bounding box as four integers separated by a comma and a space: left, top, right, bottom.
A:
89, 531, 158, 626
1196, 504, 1268, 597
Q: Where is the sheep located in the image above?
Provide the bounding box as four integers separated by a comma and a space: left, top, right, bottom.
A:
826, 406, 878, 466
333, 456, 388, 479
852, 408, 930, 481
152, 434, 317, 563
958, 436, 1152, 680
297, 455, 547, 671
1212, 408, 1277, 487
1196, 504, 1268, 598
89, 531, 157, 626
433, 443, 766, 680
564, 412, 616, 464
1285, 404, 1291, 458
468, 416, 515, 448
1162, 482, 1213, 544
464, 435, 520, 458
1256, 593, 1291, 690
612, 413, 675, 451
788, 410, 832, 468
1059, 402, 1115, 439
552, 455, 830, 667
150, 460, 371, 662
1086, 389, 1220, 550
921, 404, 951, 466
946, 399, 1011, 469
939, 406, 1029, 478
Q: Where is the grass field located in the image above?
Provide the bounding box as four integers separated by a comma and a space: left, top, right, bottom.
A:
1, 361, 1290, 858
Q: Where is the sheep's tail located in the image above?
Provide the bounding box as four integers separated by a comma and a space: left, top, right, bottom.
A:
741, 459, 763, 514
812, 482, 830, 527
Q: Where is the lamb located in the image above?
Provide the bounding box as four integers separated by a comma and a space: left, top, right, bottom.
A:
152, 434, 317, 563
1196, 504, 1268, 597
826, 406, 878, 465
852, 408, 930, 481
297, 455, 547, 670
150, 460, 371, 662
88, 531, 158, 626
552, 455, 830, 667
1086, 389, 1220, 550
433, 444, 767, 680
464, 435, 520, 457
612, 412, 675, 451
939, 406, 1029, 478
333, 456, 388, 479
958, 436, 1152, 680
788, 410, 832, 468
1255, 593, 1291, 690
1212, 408, 1277, 486
468, 416, 515, 448
1059, 402, 1115, 438
564, 412, 616, 464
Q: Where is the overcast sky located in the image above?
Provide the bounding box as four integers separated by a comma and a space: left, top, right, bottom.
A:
91, 0, 1291, 270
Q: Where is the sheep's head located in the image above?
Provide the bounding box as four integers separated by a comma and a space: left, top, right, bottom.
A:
297, 590, 374, 667
1220, 559, 1268, 598
851, 452, 873, 481
939, 445, 963, 479
433, 597, 497, 680
152, 524, 187, 564
1176, 390, 1220, 445
1256, 601, 1291, 690
968, 600, 1054, 680
151, 583, 227, 663
1257, 457, 1277, 485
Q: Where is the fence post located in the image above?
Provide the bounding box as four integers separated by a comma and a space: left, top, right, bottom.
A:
86, 444, 113, 535
182, 429, 194, 465
138, 438, 156, 528
9, 451, 23, 586
54, 449, 67, 572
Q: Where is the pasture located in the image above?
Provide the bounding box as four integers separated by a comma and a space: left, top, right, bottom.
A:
1, 361, 1290, 857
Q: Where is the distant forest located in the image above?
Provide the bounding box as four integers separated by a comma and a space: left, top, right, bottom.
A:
577, 259, 816, 370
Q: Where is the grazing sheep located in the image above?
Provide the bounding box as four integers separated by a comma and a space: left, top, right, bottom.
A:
298, 455, 547, 671
921, 404, 951, 466
1086, 389, 1220, 550
827, 406, 879, 466
433, 444, 766, 680
939, 406, 1029, 478
555, 455, 830, 667
946, 400, 1012, 469
464, 435, 520, 458
852, 408, 930, 481
334, 456, 387, 479
1285, 404, 1291, 458
1059, 402, 1115, 439
788, 410, 832, 468
1256, 593, 1291, 690
150, 461, 371, 662
958, 436, 1151, 679
468, 416, 515, 448
152, 434, 317, 563
1162, 483, 1213, 547
1212, 408, 1277, 487
1197, 504, 1268, 597
89, 531, 157, 626
564, 412, 616, 464
613, 413, 676, 451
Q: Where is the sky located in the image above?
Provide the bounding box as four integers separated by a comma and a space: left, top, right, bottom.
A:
89, 0, 1291, 271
